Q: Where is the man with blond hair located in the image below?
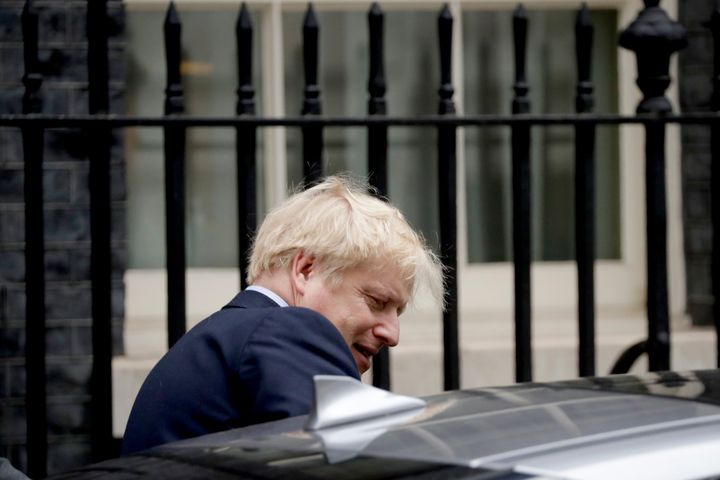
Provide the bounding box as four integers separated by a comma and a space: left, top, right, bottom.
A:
122, 176, 443, 454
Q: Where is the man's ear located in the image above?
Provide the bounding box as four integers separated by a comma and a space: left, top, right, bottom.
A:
290, 250, 316, 295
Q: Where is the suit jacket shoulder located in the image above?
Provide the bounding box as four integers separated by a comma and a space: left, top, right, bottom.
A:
121, 290, 358, 455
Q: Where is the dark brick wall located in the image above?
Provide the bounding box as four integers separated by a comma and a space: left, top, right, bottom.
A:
0, 0, 126, 475
679, 1, 714, 326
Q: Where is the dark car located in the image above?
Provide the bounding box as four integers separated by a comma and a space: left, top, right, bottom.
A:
51, 369, 720, 479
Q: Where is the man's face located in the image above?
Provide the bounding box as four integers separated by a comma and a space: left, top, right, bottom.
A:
296, 260, 409, 374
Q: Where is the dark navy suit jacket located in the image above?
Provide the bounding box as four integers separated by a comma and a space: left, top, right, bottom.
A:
121, 290, 359, 454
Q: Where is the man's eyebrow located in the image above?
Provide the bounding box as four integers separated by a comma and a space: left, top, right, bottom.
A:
361, 283, 384, 294
363, 279, 409, 300
364, 285, 397, 300
365, 286, 408, 311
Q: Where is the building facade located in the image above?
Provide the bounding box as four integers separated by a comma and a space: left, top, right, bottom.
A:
0, 0, 717, 475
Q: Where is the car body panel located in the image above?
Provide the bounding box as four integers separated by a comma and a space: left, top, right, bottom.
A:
49, 370, 720, 479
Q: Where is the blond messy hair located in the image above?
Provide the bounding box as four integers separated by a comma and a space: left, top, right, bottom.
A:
247, 176, 444, 304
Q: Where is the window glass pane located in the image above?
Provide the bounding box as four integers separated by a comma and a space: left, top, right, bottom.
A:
125, 7, 263, 268
463, 9, 620, 262
283, 10, 368, 186
282, 9, 440, 247
126, 5, 621, 269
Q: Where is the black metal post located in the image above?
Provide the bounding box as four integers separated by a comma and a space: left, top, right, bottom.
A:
236, 3, 256, 291
164, 2, 187, 347
619, 0, 686, 371
575, 3, 596, 377
437, 4, 459, 391
708, 0, 720, 368
368, 2, 388, 197
645, 121, 670, 370
512, 4, 532, 383
21, 2, 46, 476
367, 2, 391, 390
87, 0, 114, 461
302, 3, 323, 185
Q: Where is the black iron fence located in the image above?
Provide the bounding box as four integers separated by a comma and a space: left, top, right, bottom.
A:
1, 0, 720, 476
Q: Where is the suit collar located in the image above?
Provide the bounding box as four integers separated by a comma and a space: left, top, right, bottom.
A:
245, 285, 288, 306
224, 289, 282, 310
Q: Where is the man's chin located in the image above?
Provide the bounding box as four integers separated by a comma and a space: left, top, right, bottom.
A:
352, 350, 371, 374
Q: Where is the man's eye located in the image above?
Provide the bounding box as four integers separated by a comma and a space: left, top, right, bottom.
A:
366, 295, 384, 310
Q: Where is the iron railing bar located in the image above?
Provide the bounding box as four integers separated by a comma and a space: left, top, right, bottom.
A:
437, 3, 459, 391
644, 122, 671, 371
87, 0, 115, 462
575, 2, 596, 377
236, 2, 256, 291
367, 1, 388, 197
6, 113, 720, 128
713, 125, 720, 369
619, 0, 686, 371
368, 1, 390, 390
575, 127, 596, 376
512, 3, 532, 383
22, 1, 47, 476
708, 0, 720, 368
610, 341, 647, 374
164, 2, 187, 347
301, 3, 323, 185
22, 127, 46, 478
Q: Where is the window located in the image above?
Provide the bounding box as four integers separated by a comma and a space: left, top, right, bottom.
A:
116, 0, 685, 407
462, 8, 620, 263
125, 7, 264, 268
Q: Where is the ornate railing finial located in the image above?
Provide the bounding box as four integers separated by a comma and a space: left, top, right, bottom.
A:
164, 2, 184, 115
619, 0, 687, 113
368, 2, 386, 115
236, 3, 255, 116
22, 0, 42, 115
706, 0, 720, 111
512, 4, 529, 115
302, 3, 321, 116
437, 4, 455, 115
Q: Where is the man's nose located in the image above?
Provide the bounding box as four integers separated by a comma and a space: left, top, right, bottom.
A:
373, 311, 400, 347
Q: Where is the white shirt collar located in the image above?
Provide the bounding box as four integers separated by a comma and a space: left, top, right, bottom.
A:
246, 285, 289, 307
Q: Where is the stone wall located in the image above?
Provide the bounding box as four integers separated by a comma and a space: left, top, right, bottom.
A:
679, 0, 714, 326
0, 0, 126, 474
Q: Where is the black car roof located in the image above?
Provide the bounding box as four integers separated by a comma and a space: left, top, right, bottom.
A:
48, 370, 720, 480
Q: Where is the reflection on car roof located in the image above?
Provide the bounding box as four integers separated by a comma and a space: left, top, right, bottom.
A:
201, 370, 720, 479
47, 370, 720, 480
